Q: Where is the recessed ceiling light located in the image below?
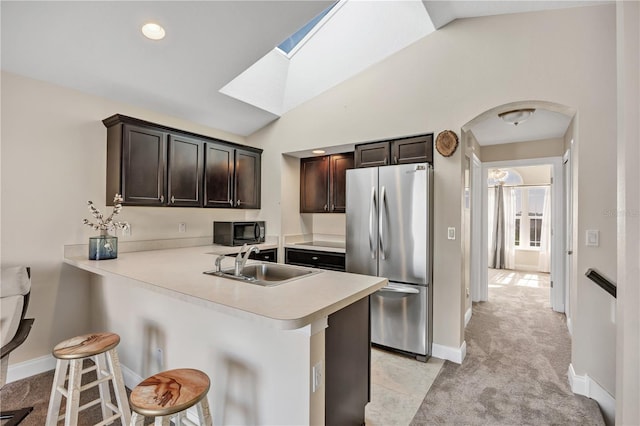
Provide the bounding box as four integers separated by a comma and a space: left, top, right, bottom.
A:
312, 150, 326, 154
142, 22, 166, 40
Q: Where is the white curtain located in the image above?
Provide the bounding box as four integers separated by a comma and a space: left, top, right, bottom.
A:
537, 187, 551, 272
503, 187, 516, 270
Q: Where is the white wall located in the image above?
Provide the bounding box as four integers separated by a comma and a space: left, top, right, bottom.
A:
248, 4, 618, 382
0, 72, 254, 363
615, 1, 640, 423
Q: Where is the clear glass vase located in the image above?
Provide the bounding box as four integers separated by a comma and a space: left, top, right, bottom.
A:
89, 234, 118, 260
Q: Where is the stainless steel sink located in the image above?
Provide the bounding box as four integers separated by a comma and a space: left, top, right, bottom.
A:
204, 262, 319, 286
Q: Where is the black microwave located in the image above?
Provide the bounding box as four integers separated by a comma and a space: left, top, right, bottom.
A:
213, 221, 265, 246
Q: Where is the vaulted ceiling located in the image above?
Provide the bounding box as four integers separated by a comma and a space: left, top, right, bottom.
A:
1, 0, 609, 139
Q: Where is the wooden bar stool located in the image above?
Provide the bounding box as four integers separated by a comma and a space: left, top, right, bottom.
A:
45, 332, 131, 426
129, 368, 212, 426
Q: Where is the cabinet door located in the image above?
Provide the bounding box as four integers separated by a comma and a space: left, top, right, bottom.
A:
329, 153, 354, 213
167, 135, 203, 207
354, 141, 390, 168
204, 142, 234, 208
392, 134, 433, 164
122, 124, 166, 206
300, 156, 329, 213
234, 149, 261, 209
249, 248, 277, 263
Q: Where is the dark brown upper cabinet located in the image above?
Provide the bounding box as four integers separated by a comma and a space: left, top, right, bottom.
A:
204, 143, 261, 209
103, 114, 261, 209
167, 134, 204, 207
106, 122, 167, 206
300, 152, 354, 213
354, 134, 433, 168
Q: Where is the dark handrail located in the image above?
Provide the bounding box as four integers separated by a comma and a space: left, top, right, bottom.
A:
585, 268, 617, 298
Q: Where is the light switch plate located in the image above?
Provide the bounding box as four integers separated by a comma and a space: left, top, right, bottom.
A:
447, 227, 456, 240
586, 229, 599, 247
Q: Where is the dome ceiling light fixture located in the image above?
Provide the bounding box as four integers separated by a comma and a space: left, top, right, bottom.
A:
498, 108, 535, 126
489, 168, 509, 183
141, 22, 166, 40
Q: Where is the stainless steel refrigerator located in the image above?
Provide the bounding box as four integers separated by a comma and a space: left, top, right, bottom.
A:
346, 162, 433, 361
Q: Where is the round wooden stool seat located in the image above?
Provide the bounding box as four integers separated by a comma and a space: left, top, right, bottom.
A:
130, 368, 211, 417
52, 332, 120, 359
46, 332, 130, 426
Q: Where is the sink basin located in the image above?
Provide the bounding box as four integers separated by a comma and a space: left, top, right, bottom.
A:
204, 262, 319, 286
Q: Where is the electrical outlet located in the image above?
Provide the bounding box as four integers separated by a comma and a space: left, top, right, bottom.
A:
178, 223, 187, 233
156, 348, 164, 367
312, 361, 322, 392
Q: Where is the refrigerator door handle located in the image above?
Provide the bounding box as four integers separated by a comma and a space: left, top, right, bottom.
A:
379, 185, 386, 260
379, 284, 420, 294
369, 187, 377, 260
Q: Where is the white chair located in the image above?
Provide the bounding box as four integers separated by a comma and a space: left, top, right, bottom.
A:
1, 266, 35, 426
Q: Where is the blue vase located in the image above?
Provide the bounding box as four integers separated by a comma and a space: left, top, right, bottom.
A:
89, 235, 118, 260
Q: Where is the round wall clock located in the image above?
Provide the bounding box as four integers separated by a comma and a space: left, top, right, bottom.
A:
435, 130, 459, 157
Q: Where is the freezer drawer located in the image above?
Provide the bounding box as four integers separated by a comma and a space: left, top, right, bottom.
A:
371, 282, 430, 357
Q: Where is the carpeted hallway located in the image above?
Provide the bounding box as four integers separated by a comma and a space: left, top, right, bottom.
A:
411, 269, 604, 425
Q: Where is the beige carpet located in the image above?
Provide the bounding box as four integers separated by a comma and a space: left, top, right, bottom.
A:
0, 363, 134, 425
411, 269, 605, 425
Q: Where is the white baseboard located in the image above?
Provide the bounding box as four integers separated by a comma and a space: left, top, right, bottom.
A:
568, 363, 616, 425
6, 354, 56, 383
432, 340, 466, 364
465, 307, 472, 328
8, 354, 141, 391
120, 363, 144, 390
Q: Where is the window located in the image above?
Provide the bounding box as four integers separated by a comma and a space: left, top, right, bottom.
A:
513, 187, 546, 248
277, 2, 338, 55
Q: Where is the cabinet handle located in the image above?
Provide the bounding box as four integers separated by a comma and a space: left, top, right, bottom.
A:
229, 199, 233, 206
171, 195, 175, 204
394, 156, 398, 164
331, 204, 335, 211
384, 157, 388, 165
311, 256, 319, 260
237, 199, 242, 207
160, 195, 164, 203
324, 204, 328, 211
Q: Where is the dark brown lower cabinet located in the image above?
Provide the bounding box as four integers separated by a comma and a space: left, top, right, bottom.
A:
284, 248, 345, 271
326, 296, 371, 426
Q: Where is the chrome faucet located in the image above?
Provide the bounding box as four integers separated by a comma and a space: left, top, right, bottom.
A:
215, 255, 225, 272
235, 245, 260, 276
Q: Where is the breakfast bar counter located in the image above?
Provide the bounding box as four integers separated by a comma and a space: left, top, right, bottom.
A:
64, 244, 385, 425
64, 245, 385, 330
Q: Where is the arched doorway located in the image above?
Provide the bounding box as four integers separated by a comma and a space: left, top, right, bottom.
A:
461, 100, 576, 320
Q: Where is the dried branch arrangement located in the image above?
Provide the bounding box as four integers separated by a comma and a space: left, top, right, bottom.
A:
83, 194, 130, 234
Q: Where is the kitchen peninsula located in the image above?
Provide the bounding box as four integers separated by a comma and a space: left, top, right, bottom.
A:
64, 242, 386, 425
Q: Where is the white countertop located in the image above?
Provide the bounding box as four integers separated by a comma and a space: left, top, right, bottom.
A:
284, 241, 346, 254
64, 245, 385, 330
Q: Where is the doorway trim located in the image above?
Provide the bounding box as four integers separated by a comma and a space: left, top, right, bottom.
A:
477, 156, 565, 312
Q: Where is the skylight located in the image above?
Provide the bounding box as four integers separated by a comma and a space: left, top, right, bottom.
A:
220, 0, 435, 117
277, 2, 338, 55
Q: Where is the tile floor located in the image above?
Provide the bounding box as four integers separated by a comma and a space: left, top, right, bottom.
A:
365, 348, 444, 425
